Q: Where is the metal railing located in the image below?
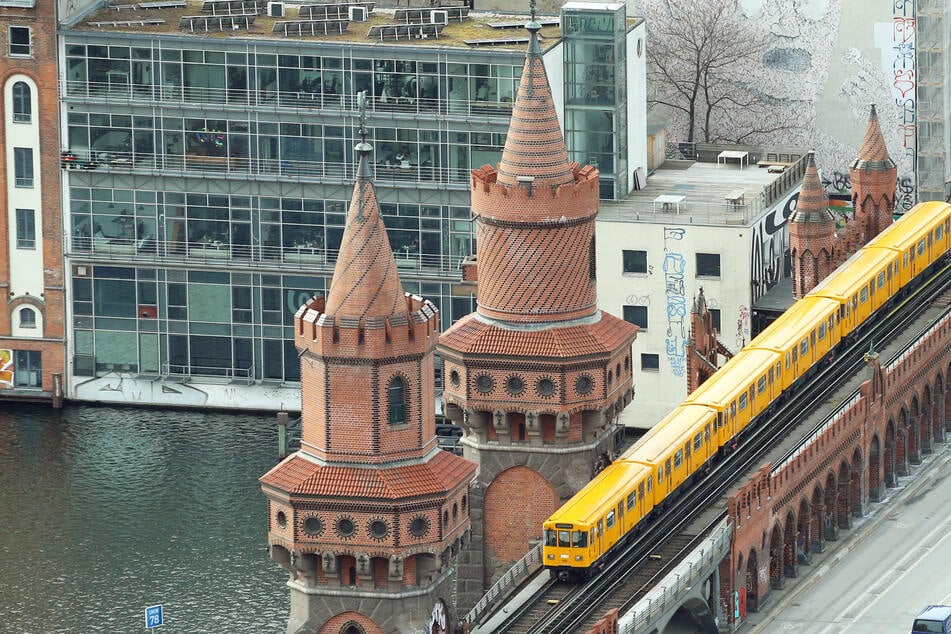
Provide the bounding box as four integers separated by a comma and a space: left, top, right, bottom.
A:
62, 79, 515, 120
62, 147, 472, 187
68, 235, 464, 275
463, 543, 543, 627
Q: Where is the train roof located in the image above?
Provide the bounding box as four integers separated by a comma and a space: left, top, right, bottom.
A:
681, 348, 780, 408
865, 200, 951, 251
621, 404, 717, 464
545, 460, 652, 527
748, 296, 840, 351
808, 246, 899, 299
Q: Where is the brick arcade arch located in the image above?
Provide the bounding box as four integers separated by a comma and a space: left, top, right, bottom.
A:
810, 485, 825, 553
884, 420, 898, 487
824, 471, 839, 542
782, 511, 797, 578
901, 407, 920, 465
483, 465, 558, 584
868, 434, 882, 502
796, 498, 812, 566
836, 460, 852, 530
768, 524, 783, 590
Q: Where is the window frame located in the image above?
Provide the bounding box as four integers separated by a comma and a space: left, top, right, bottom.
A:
12, 80, 30, 123
19, 307, 36, 328
14, 147, 33, 187
623, 304, 648, 330
640, 352, 659, 371
8, 26, 30, 57
621, 249, 648, 274
15, 208, 35, 249
387, 376, 407, 425
696, 252, 721, 278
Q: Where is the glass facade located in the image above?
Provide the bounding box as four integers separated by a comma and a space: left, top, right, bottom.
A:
61, 34, 524, 385
562, 4, 628, 199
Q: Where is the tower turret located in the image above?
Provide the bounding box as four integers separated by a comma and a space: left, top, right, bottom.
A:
261, 95, 476, 634
438, 5, 637, 597
850, 104, 896, 241
789, 152, 836, 297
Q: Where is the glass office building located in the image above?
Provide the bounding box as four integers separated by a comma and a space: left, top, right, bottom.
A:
58, 4, 645, 410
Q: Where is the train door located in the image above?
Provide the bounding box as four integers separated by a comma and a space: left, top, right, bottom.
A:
638, 480, 647, 518
595, 519, 604, 562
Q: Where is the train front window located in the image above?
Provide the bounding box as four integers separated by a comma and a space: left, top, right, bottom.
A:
558, 530, 571, 547
544, 529, 557, 546
572, 531, 587, 547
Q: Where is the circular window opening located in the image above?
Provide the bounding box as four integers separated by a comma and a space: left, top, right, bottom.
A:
370, 519, 389, 539
303, 516, 323, 536
449, 369, 460, 387
476, 374, 495, 394
410, 516, 429, 537
276, 511, 287, 528
537, 378, 555, 396
505, 375, 525, 396
337, 517, 356, 537
575, 375, 593, 395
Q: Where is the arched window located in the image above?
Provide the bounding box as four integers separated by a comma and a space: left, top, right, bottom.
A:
388, 377, 406, 425
12, 81, 31, 123
19, 307, 36, 328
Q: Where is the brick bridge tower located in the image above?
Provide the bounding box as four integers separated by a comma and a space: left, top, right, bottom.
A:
850, 104, 896, 243
438, 7, 638, 599
789, 152, 836, 298
261, 103, 476, 634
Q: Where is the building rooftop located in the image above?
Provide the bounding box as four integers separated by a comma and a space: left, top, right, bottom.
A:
75, 0, 571, 50
599, 144, 809, 227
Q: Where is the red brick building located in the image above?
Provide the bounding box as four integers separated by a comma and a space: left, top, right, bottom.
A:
790, 106, 897, 298
437, 17, 638, 600
261, 129, 476, 634
0, 0, 65, 404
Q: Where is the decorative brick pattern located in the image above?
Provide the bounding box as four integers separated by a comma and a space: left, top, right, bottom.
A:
262, 149, 475, 632
789, 155, 836, 298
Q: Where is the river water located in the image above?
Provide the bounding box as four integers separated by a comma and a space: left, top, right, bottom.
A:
0, 402, 288, 633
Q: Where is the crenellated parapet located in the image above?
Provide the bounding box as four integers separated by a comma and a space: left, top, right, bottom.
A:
295, 292, 440, 361
470, 163, 600, 223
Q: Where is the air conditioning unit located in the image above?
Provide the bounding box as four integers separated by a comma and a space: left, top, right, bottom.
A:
349, 5, 367, 21
430, 9, 448, 25
267, 1, 284, 17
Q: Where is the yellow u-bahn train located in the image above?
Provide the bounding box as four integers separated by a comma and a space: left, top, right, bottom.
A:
543, 201, 951, 581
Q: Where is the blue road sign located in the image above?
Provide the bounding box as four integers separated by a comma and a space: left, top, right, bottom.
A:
145, 605, 164, 629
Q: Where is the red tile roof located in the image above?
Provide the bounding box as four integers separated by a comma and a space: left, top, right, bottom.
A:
260, 448, 476, 499
440, 311, 636, 358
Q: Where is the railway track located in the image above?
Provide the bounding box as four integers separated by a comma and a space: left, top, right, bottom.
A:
489, 262, 951, 633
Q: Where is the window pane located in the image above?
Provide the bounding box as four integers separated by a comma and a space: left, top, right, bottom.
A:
9, 27, 30, 57
622, 249, 647, 274
696, 253, 721, 277
14, 147, 33, 187
12, 81, 30, 122
15, 208, 35, 248
622, 305, 647, 329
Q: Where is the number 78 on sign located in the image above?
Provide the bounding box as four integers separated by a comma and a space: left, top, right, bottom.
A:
145, 605, 164, 629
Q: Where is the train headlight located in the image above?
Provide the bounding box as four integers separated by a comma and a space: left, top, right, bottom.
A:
574, 555, 583, 561
546, 554, 554, 560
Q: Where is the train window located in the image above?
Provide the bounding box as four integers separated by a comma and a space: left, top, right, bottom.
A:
937, 224, 944, 240
704, 426, 710, 442
739, 393, 748, 410
730, 401, 737, 417
544, 529, 556, 546
776, 362, 781, 379
785, 353, 791, 370
664, 459, 671, 479
674, 450, 683, 467
757, 376, 766, 394
877, 271, 886, 288
792, 347, 798, 363
606, 510, 615, 528
597, 520, 603, 536
639, 481, 646, 498
684, 441, 690, 458
800, 339, 809, 356
558, 530, 571, 547
572, 530, 587, 547
818, 322, 826, 339
657, 467, 663, 484
918, 238, 926, 256
717, 412, 724, 429
627, 491, 636, 510
694, 432, 703, 450
811, 331, 816, 347
645, 477, 651, 493
860, 287, 868, 303
829, 316, 835, 332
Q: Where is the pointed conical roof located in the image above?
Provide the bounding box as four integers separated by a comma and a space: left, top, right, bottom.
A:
851, 104, 896, 170
495, 19, 574, 189
324, 144, 408, 319
791, 153, 835, 223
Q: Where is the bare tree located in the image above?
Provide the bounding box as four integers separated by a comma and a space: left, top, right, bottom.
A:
644, 0, 800, 145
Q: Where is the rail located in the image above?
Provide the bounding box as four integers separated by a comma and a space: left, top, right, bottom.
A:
464, 543, 543, 627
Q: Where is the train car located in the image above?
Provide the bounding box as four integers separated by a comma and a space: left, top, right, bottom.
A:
626, 404, 718, 507
863, 201, 951, 285
747, 296, 841, 389
682, 348, 783, 441
808, 245, 900, 337
543, 460, 654, 580
542, 201, 950, 581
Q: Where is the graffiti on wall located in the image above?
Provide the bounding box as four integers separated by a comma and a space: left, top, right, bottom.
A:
0, 350, 13, 388
820, 171, 916, 214
874, 0, 917, 211
663, 227, 687, 377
